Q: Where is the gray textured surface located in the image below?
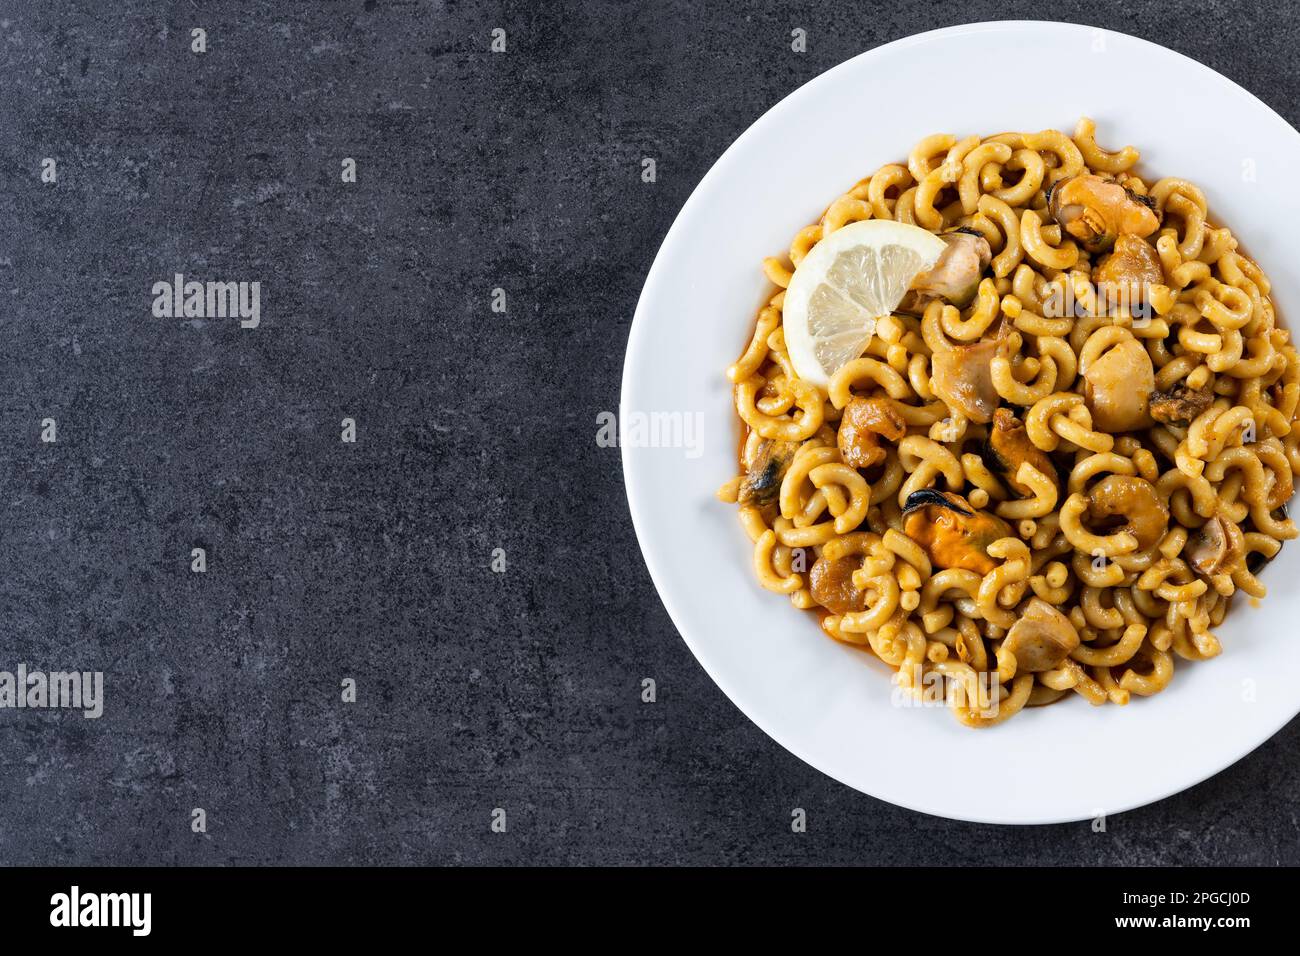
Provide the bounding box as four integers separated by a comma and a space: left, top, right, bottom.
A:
0, 0, 1297, 865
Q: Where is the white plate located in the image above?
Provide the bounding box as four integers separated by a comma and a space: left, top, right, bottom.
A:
621, 20, 1300, 824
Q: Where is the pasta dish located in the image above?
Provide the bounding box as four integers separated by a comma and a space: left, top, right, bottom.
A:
718, 118, 1297, 726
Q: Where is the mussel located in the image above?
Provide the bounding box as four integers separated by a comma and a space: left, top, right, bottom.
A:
1048, 174, 1159, 253
738, 438, 798, 507
901, 489, 1012, 575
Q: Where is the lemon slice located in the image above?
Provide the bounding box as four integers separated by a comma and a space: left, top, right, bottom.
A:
783, 220, 947, 386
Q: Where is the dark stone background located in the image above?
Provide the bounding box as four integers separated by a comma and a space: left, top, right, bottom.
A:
1, 0, 1296, 865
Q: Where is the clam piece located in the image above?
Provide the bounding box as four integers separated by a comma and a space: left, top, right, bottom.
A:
1094, 234, 1163, 309
901, 489, 1012, 575
738, 438, 798, 507
1088, 475, 1169, 551
809, 555, 868, 614
1149, 384, 1214, 428
909, 230, 992, 308
988, 408, 1059, 497
1082, 338, 1155, 432
1002, 598, 1080, 672
837, 396, 906, 469
930, 340, 999, 424
1048, 174, 1159, 253
1186, 513, 1245, 578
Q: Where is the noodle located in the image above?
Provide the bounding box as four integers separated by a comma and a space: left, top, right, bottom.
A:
720, 118, 1297, 725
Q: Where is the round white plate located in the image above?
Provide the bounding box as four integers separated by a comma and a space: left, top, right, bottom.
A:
621, 20, 1300, 824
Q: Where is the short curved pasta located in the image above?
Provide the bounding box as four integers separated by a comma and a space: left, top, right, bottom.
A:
721, 119, 1295, 727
